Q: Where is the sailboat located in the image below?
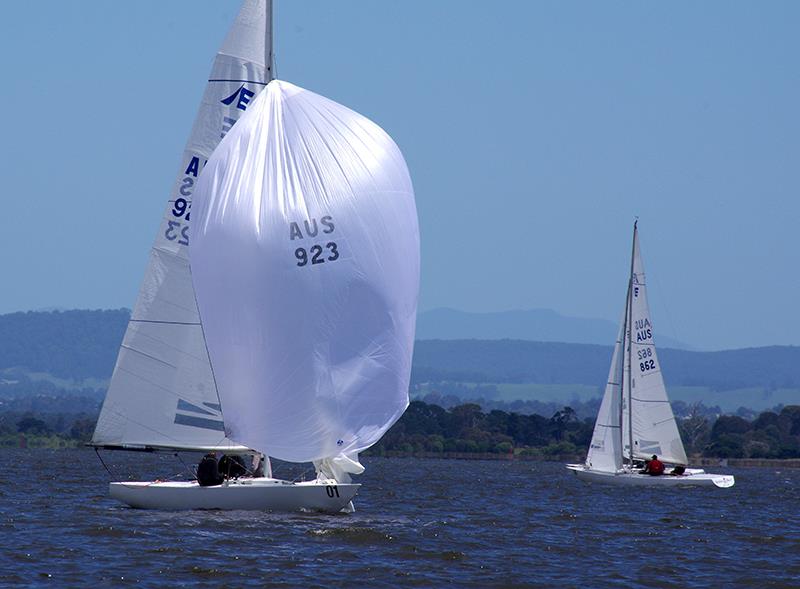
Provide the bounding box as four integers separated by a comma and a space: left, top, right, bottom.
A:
91, 0, 419, 511
566, 222, 734, 488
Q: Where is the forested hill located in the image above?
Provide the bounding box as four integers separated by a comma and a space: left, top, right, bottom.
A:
411, 340, 800, 391
0, 309, 128, 380
1, 310, 799, 392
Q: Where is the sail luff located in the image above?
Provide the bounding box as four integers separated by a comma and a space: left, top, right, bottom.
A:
92, 1, 272, 452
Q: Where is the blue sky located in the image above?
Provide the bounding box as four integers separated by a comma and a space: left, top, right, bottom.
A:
0, 1, 797, 350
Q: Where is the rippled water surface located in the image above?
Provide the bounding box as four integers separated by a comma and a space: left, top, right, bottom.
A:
1, 449, 798, 587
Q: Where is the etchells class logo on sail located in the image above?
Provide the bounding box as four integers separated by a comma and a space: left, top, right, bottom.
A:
220, 84, 256, 138
174, 400, 225, 432
221, 84, 255, 110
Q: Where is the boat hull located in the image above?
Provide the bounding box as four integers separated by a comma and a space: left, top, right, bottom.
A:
110, 477, 360, 512
565, 464, 734, 488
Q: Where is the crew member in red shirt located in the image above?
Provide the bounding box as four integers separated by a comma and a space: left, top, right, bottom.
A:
643, 454, 665, 476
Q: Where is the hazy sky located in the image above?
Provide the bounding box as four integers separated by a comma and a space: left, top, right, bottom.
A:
1, 1, 797, 351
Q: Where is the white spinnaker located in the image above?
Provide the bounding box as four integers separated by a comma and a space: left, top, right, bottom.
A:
92, 0, 271, 451
586, 305, 626, 472
626, 226, 688, 465
190, 80, 419, 465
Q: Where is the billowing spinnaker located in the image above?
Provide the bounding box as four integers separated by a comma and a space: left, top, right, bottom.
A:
190, 80, 419, 464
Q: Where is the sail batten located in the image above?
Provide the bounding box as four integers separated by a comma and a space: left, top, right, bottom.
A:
92, 1, 272, 452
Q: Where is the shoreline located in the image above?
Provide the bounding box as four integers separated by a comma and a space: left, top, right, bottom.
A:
4, 445, 800, 468
368, 451, 800, 467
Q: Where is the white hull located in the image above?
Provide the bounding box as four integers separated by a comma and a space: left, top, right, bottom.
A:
566, 464, 735, 488
110, 477, 360, 512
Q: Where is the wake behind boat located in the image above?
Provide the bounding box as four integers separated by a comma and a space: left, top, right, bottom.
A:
567, 222, 734, 489
91, 0, 419, 512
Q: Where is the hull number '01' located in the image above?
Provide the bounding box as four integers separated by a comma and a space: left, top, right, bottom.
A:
325, 485, 340, 498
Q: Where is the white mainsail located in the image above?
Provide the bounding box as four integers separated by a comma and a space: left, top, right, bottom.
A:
586, 304, 626, 472
190, 81, 420, 467
622, 224, 688, 465
92, 0, 272, 451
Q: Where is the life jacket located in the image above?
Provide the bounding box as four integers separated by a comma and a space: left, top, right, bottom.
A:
648, 459, 665, 476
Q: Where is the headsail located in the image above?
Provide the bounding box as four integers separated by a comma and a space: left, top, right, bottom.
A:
190, 81, 420, 467
92, 0, 272, 451
622, 224, 688, 465
586, 304, 626, 472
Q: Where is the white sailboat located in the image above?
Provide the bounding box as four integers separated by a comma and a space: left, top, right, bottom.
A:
566, 222, 734, 488
92, 0, 419, 511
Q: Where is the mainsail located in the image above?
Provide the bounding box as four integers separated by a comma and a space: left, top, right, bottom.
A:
622, 224, 688, 465
92, 0, 272, 451
190, 81, 420, 466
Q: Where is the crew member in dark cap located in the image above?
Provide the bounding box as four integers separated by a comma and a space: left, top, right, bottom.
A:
197, 451, 225, 486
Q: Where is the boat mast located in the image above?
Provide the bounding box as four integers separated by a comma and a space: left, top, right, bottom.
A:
619, 280, 631, 469
626, 220, 637, 467
266, 0, 274, 81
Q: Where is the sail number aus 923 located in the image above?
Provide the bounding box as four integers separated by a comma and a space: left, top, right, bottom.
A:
295, 242, 339, 267
165, 198, 192, 246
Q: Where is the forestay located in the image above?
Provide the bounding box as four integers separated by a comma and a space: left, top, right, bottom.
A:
190, 80, 420, 465
92, 0, 272, 451
622, 227, 688, 465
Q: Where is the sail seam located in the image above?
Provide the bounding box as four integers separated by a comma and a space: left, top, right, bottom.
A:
120, 344, 176, 369
129, 319, 202, 326
208, 78, 269, 85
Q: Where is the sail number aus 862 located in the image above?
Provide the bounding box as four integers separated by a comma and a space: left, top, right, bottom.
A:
296, 242, 339, 267
639, 359, 656, 373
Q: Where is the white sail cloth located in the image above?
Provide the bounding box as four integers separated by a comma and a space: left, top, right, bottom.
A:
190, 80, 419, 464
623, 227, 688, 465
92, 0, 271, 451
586, 305, 626, 473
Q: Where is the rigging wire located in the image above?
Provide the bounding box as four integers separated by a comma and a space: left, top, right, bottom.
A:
94, 447, 114, 477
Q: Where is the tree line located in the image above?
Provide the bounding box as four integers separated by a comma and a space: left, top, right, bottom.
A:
365, 401, 800, 459
3, 399, 800, 459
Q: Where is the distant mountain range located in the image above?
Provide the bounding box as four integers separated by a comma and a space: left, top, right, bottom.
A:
2, 309, 798, 412
416, 308, 691, 349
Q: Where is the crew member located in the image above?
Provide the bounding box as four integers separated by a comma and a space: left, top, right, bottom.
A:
643, 454, 665, 476
218, 454, 248, 479
197, 452, 224, 486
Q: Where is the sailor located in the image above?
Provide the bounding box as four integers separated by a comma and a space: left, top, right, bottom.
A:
197, 451, 225, 486
218, 454, 247, 479
642, 454, 665, 476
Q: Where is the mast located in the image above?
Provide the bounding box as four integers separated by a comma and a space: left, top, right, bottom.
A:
626, 220, 638, 467
266, 0, 274, 81
619, 280, 630, 468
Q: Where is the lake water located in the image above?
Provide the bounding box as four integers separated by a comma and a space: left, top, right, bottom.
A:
1, 449, 798, 587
